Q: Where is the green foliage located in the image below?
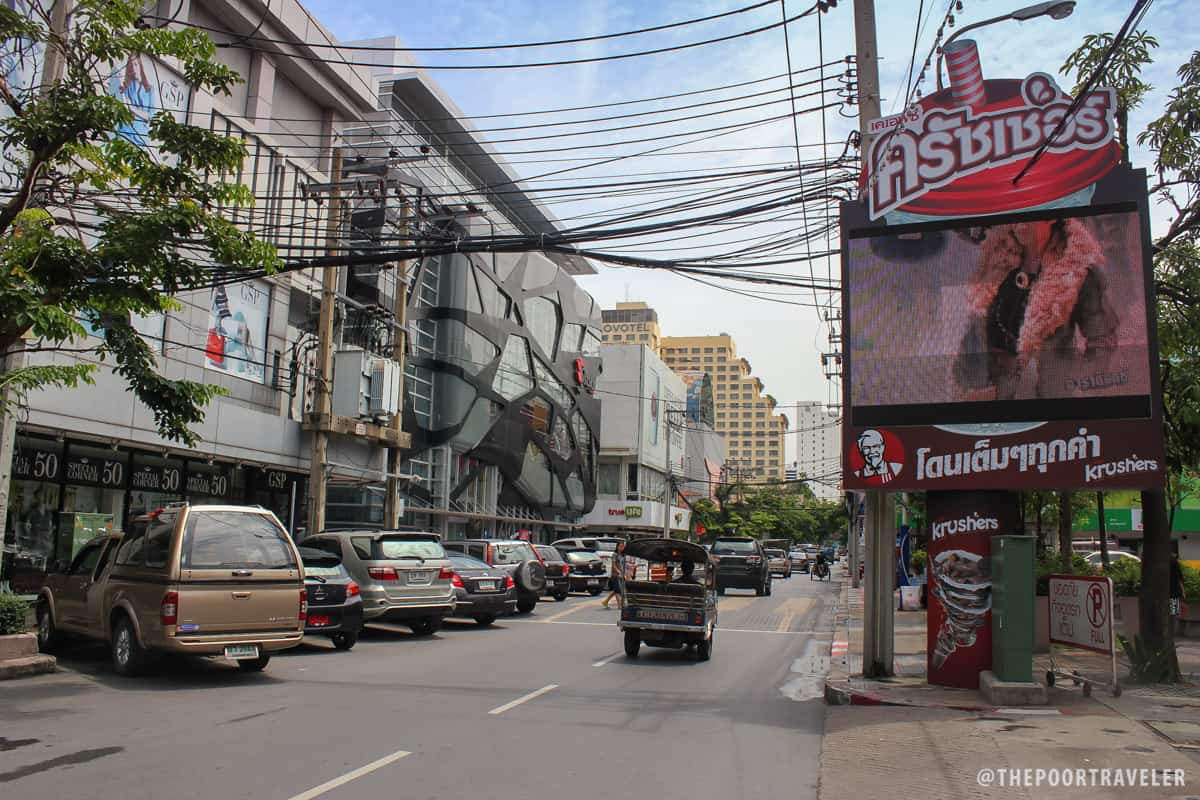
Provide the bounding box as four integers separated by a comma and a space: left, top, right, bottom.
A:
909, 548, 927, 574
0, 0, 280, 445
1119, 634, 1181, 684
1104, 558, 1141, 597
1035, 552, 1095, 596
1183, 563, 1200, 601
1062, 32, 1159, 115
0, 593, 28, 635
691, 481, 846, 544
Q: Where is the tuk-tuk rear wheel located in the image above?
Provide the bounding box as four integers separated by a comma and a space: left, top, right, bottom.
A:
697, 632, 712, 661
624, 630, 641, 658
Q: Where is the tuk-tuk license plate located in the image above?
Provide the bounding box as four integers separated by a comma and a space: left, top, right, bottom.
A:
630, 608, 689, 624
224, 645, 259, 659
476, 580, 497, 592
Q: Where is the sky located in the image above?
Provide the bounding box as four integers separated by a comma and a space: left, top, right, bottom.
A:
301, 0, 1199, 461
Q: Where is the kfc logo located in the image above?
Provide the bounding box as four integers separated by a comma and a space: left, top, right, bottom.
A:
850, 428, 906, 486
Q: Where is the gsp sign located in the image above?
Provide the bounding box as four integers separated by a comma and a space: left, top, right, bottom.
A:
1048, 574, 1114, 654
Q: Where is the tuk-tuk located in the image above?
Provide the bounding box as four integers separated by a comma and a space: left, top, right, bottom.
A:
616, 538, 717, 661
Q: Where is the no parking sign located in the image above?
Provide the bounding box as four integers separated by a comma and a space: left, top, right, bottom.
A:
1048, 574, 1114, 655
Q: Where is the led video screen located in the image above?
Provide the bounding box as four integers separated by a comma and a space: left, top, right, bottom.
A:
845, 206, 1154, 426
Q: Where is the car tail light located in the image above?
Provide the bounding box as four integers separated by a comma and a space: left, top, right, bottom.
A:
438, 566, 454, 581
160, 591, 178, 626
560, 564, 569, 576
369, 566, 399, 581
450, 572, 464, 588
747, 555, 762, 565
505, 575, 515, 588
347, 581, 360, 598
299, 590, 308, 624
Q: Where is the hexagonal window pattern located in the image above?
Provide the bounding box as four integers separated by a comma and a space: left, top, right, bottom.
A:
475, 273, 511, 319
492, 335, 533, 400
549, 415, 573, 460
433, 319, 499, 373
520, 395, 551, 434
533, 357, 571, 410
516, 441, 553, 505
455, 398, 502, 450
521, 252, 558, 291
524, 296, 560, 359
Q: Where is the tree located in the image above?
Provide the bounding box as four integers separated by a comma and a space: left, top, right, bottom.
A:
1062, 35, 1200, 675
0, 1, 279, 445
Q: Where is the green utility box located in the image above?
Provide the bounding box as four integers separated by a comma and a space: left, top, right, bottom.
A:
990, 535, 1036, 683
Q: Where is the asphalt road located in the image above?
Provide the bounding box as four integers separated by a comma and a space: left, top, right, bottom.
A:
0, 571, 840, 800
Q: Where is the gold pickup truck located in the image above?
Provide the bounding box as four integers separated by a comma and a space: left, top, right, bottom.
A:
37, 504, 305, 676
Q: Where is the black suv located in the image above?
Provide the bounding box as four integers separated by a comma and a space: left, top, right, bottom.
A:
443, 540, 547, 613
712, 537, 772, 596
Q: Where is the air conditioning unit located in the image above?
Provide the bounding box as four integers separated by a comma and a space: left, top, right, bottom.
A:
369, 358, 403, 417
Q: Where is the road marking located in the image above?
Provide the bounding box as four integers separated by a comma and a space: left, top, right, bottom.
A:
592, 652, 623, 667
994, 708, 1065, 715
512, 619, 827, 635
774, 597, 815, 633
488, 684, 559, 715
287, 750, 411, 800
541, 598, 605, 623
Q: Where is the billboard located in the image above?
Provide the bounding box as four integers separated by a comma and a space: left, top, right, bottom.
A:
842, 43, 1164, 492
204, 281, 271, 383
680, 370, 714, 426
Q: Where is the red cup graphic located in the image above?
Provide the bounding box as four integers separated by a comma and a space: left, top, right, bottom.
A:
945, 39, 985, 112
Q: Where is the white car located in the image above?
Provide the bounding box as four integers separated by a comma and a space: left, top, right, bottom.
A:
1083, 550, 1140, 567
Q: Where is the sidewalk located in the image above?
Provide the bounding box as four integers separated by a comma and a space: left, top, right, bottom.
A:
819, 565, 1200, 799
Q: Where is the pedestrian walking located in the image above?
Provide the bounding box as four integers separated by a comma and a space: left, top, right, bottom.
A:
601, 543, 627, 609
1171, 552, 1187, 636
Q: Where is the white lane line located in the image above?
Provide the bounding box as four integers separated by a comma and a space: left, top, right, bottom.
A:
512, 619, 829, 635
287, 749, 411, 800
592, 652, 623, 667
488, 684, 559, 716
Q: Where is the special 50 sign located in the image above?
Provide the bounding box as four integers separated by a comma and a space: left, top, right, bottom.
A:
842, 39, 1165, 492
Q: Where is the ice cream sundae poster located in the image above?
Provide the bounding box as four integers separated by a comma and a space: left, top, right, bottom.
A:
204, 280, 270, 383
926, 490, 1018, 689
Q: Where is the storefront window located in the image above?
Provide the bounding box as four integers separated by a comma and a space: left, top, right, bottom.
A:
4, 436, 63, 592
128, 453, 185, 519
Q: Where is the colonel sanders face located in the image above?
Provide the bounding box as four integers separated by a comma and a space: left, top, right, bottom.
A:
858, 429, 886, 471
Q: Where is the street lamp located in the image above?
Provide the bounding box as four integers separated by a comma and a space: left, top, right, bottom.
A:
936, 2, 1076, 91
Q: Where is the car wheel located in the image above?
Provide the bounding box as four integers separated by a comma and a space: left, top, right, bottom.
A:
624, 629, 640, 658
697, 632, 713, 662
36, 601, 60, 653
474, 614, 497, 627
111, 616, 145, 677
237, 653, 271, 672
587, 587, 603, 596
516, 596, 538, 614
765, 580, 773, 597
717, 586, 726, 596
755, 583, 764, 597
331, 631, 358, 651
554, 589, 569, 602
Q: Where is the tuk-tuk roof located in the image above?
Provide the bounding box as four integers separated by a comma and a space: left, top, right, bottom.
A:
622, 538, 710, 564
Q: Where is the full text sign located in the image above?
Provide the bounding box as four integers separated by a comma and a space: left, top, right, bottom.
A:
1048, 574, 1114, 655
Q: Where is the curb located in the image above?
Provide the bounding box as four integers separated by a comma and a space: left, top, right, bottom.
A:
824, 679, 998, 712
0, 653, 56, 680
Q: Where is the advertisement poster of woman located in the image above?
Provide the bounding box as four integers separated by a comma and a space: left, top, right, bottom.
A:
205, 282, 270, 383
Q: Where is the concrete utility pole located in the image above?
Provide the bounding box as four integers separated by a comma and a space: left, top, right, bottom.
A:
383, 199, 410, 528
853, 0, 894, 678
307, 148, 343, 537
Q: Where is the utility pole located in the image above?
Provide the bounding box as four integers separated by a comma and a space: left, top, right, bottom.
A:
853, 0, 894, 678
383, 199, 410, 528
662, 412, 673, 540
307, 148, 343, 538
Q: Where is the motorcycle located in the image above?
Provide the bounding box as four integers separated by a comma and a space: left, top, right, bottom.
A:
811, 560, 830, 581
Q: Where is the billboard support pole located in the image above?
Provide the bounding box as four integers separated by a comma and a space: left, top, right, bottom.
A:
853, 0, 892, 677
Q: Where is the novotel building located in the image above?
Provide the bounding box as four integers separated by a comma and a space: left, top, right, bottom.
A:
600, 301, 662, 353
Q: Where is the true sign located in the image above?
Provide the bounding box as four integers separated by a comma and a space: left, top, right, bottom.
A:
1048, 574, 1114, 655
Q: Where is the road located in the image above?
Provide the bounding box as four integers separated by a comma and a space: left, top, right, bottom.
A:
0, 572, 840, 800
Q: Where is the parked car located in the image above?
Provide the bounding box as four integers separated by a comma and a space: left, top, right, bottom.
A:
533, 544, 571, 601
551, 536, 625, 579
712, 536, 771, 596
37, 504, 305, 675
299, 547, 363, 651
443, 540, 546, 613
561, 550, 607, 595
302, 530, 454, 635
794, 553, 812, 573
1083, 550, 1141, 568
445, 552, 518, 626
765, 548, 792, 578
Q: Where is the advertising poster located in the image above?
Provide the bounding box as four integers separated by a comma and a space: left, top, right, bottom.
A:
106, 52, 190, 151
205, 281, 271, 383
926, 490, 1019, 689
842, 39, 1165, 493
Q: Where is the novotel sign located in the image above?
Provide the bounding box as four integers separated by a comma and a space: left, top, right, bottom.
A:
602, 323, 650, 333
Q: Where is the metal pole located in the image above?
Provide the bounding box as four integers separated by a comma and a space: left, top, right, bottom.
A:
307, 148, 342, 537
853, 0, 893, 677
848, 492, 861, 589
384, 197, 410, 528
662, 412, 672, 539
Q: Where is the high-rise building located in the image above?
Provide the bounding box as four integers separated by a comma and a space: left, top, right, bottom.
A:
792, 401, 842, 501
659, 334, 788, 481
601, 301, 661, 352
